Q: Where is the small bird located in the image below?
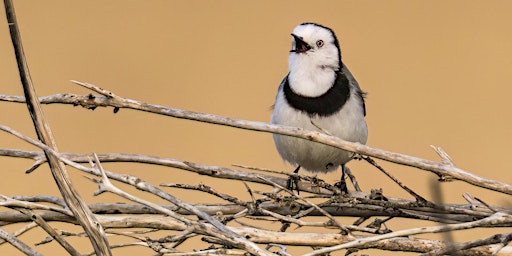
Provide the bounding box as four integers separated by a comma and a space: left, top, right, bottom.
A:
271, 22, 368, 193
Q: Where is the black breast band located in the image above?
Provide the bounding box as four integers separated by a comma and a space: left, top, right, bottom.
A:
283, 72, 350, 117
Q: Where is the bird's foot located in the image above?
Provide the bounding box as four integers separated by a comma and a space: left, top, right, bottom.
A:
286, 175, 300, 194
287, 166, 301, 194
334, 180, 348, 194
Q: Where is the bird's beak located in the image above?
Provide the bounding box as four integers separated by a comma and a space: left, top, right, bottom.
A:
291, 34, 311, 54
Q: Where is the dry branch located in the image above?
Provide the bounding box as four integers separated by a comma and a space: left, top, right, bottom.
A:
1, 88, 511, 195
0, 227, 43, 256
3, 1, 111, 254
1, 148, 510, 222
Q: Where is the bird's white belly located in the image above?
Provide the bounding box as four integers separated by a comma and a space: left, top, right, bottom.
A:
271, 90, 367, 173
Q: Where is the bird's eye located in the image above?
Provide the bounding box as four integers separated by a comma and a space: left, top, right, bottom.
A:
316, 40, 324, 48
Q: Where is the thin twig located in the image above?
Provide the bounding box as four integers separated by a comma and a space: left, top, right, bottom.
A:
363, 156, 430, 205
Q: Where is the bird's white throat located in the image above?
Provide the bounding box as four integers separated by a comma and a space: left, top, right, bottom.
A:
288, 53, 337, 97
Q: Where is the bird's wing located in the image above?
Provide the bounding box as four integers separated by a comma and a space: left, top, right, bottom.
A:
341, 63, 366, 116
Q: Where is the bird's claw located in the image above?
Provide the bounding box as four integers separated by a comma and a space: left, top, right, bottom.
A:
286, 175, 300, 194
334, 180, 348, 194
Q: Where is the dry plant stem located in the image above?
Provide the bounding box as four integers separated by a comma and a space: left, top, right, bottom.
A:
363, 156, 429, 204
20, 209, 81, 256
305, 212, 512, 256
3, 2, 111, 255
420, 232, 512, 256
90, 154, 274, 256
160, 183, 247, 206
344, 167, 362, 192
0, 196, 72, 216
3, 84, 511, 195
0, 222, 37, 246
0, 228, 43, 256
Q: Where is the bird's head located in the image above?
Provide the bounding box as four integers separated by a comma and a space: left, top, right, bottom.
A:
289, 23, 342, 72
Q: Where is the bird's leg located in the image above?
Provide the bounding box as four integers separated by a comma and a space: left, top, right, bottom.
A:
334, 164, 349, 194
287, 166, 301, 194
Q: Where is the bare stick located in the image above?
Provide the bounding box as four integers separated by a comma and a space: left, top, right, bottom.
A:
0, 222, 37, 246
305, 212, 512, 256
363, 156, 430, 204
0, 228, 43, 256
420, 232, 512, 256
3, 1, 111, 255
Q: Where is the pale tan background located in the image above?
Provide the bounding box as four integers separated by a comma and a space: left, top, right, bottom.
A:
1, 1, 511, 255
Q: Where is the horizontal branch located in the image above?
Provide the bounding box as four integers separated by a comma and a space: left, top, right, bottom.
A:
0, 208, 509, 255
1, 89, 511, 195
2, 149, 510, 224
306, 212, 512, 256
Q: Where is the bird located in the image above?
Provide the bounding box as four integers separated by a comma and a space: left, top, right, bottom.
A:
271, 22, 368, 193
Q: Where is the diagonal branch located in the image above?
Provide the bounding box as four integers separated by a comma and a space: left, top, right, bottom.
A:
0, 228, 43, 256
3, 1, 111, 255
1, 87, 510, 195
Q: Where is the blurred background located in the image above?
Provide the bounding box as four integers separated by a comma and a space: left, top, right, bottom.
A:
1, 1, 511, 255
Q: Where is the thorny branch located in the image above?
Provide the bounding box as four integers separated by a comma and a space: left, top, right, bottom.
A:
1, 81, 512, 255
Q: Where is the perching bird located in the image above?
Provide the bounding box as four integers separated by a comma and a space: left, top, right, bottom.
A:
271, 22, 368, 193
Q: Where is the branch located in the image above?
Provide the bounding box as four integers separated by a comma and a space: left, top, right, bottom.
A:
1, 208, 510, 255
0, 228, 43, 256
3, 1, 111, 255
305, 212, 512, 256
1, 86, 510, 195
1, 148, 510, 223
